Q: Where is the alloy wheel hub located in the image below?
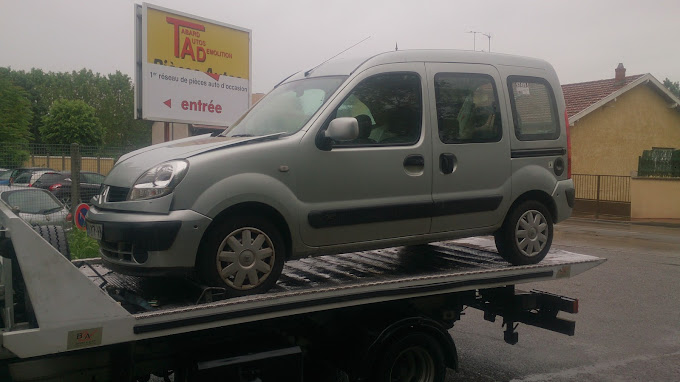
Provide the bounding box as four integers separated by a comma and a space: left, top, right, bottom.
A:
239, 250, 255, 267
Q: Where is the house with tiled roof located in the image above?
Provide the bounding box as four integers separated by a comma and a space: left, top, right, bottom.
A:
562, 64, 680, 177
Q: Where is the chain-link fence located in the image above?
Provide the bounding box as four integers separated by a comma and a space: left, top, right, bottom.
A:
1, 143, 136, 228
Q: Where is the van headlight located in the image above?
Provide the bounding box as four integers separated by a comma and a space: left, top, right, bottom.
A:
129, 160, 189, 200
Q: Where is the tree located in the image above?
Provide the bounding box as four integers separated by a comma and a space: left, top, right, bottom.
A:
40, 99, 104, 146
2, 67, 151, 147
0, 72, 32, 167
663, 78, 680, 98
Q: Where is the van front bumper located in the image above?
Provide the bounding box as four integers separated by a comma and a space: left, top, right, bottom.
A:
85, 205, 212, 272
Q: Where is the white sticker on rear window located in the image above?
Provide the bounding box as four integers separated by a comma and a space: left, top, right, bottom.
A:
514, 82, 531, 96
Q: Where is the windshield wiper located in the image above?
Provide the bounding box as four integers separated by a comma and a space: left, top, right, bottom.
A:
230, 134, 255, 137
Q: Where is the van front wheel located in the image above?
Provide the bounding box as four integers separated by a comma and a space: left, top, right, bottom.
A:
197, 216, 285, 297
495, 201, 553, 265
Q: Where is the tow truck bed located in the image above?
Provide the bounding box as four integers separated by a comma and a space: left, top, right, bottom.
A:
1, 204, 605, 381
73, 238, 602, 335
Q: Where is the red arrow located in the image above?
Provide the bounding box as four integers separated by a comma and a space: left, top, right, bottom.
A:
205, 72, 220, 81
163, 99, 172, 108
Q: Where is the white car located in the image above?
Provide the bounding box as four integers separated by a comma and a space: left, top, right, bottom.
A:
0, 186, 72, 227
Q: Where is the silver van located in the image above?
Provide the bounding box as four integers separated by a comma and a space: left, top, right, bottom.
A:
86, 50, 574, 296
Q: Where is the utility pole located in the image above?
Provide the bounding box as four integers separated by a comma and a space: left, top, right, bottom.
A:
482, 33, 492, 52
466, 31, 481, 51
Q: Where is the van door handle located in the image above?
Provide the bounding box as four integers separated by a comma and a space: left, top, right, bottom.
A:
403, 155, 425, 167
440, 153, 456, 174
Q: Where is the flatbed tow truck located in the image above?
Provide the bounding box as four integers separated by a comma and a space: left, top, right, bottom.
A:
0, 202, 605, 381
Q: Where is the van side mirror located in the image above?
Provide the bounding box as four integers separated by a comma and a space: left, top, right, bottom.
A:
317, 117, 360, 151
326, 118, 359, 142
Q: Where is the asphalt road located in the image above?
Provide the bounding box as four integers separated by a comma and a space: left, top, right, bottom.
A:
446, 218, 680, 381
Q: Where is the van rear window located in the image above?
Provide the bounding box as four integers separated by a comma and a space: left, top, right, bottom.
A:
507, 76, 559, 141
434, 73, 502, 144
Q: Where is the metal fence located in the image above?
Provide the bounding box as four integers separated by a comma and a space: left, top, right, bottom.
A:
10, 143, 134, 175
573, 174, 631, 202
1, 144, 137, 226
572, 174, 631, 218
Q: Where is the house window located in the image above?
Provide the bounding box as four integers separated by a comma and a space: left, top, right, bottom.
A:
434, 73, 502, 144
508, 76, 560, 141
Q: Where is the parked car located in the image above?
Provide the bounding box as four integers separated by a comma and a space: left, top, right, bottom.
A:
33, 171, 105, 207
86, 50, 574, 297
0, 185, 72, 227
0, 169, 11, 186
8, 167, 56, 187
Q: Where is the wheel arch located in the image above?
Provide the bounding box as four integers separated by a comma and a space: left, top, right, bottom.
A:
197, 201, 293, 265
360, 316, 458, 379
507, 190, 558, 223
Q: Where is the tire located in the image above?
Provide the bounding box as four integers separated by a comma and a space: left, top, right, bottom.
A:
494, 200, 553, 265
33, 225, 71, 260
197, 215, 285, 297
373, 332, 446, 382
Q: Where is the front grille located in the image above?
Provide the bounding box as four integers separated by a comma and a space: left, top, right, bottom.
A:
100, 240, 148, 264
106, 186, 130, 202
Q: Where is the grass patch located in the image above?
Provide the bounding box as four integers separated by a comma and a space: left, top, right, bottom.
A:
67, 228, 100, 259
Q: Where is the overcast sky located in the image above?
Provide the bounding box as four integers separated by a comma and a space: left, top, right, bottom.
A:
1, 0, 678, 94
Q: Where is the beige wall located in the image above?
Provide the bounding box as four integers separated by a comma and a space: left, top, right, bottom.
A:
630, 177, 680, 219
151, 122, 189, 144
24, 156, 116, 175
571, 85, 680, 176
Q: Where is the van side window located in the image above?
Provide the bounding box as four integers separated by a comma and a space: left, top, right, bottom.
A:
507, 76, 560, 141
332, 72, 422, 146
434, 73, 502, 144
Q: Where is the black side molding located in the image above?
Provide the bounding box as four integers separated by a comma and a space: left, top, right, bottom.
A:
308, 202, 432, 228
308, 196, 503, 229
511, 148, 566, 158
433, 196, 503, 216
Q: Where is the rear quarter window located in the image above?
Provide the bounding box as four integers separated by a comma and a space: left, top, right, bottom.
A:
507, 76, 560, 141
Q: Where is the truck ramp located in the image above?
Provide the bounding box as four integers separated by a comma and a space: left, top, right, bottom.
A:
75, 238, 604, 335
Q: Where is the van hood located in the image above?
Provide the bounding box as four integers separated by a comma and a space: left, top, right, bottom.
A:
105, 133, 282, 187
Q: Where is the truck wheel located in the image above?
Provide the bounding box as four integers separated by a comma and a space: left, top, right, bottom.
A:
197, 216, 285, 297
495, 200, 552, 265
373, 333, 446, 382
33, 225, 71, 260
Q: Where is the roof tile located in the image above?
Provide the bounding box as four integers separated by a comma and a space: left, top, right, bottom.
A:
561, 75, 644, 119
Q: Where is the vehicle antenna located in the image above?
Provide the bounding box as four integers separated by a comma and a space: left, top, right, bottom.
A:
305, 36, 371, 77
481, 32, 492, 52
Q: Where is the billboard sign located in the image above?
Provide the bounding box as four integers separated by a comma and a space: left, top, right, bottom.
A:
135, 3, 251, 126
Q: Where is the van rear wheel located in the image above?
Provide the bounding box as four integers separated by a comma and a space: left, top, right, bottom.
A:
495, 200, 552, 265
197, 216, 285, 297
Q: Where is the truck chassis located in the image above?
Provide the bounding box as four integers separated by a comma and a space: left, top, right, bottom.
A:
0, 202, 604, 381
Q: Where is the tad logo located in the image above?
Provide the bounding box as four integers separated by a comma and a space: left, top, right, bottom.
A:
167, 17, 207, 62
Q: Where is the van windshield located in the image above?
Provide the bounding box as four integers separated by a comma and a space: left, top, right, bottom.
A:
223, 76, 346, 137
